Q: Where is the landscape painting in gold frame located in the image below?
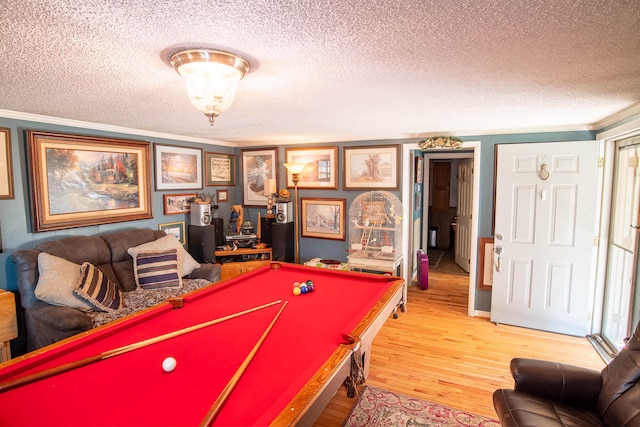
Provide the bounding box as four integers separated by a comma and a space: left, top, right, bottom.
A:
285, 146, 338, 189
301, 198, 346, 240
343, 144, 400, 190
26, 130, 152, 232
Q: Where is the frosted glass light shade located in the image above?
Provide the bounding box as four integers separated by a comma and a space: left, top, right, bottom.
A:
170, 49, 249, 125
283, 162, 307, 175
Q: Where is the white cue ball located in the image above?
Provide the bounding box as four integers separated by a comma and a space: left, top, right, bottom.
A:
162, 356, 177, 372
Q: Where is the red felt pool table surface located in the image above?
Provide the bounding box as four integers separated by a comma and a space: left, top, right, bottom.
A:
0, 262, 403, 426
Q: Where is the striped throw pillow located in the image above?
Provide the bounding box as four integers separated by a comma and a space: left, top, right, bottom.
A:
133, 249, 182, 290
73, 262, 123, 313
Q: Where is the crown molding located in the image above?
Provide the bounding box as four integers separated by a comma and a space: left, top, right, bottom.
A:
593, 103, 640, 130
1, 108, 615, 147
0, 109, 235, 147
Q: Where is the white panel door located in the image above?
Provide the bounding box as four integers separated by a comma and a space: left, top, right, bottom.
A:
491, 141, 599, 336
455, 159, 473, 272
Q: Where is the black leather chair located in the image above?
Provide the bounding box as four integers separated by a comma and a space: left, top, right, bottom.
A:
493, 321, 640, 426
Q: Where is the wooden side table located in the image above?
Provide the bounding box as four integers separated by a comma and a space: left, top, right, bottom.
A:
0, 290, 18, 363
215, 247, 273, 281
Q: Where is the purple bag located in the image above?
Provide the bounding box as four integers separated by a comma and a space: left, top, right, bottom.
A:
416, 249, 429, 290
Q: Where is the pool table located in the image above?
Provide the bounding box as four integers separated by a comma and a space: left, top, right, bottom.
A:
0, 262, 404, 426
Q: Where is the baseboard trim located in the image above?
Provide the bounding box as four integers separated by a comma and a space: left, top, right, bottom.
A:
473, 310, 491, 318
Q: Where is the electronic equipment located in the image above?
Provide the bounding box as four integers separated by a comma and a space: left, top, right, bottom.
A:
225, 234, 257, 242
260, 217, 276, 245
225, 234, 258, 249
190, 203, 211, 226
275, 202, 293, 223
187, 225, 216, 264
272, 222, 294, 262
211, 217, 225, 247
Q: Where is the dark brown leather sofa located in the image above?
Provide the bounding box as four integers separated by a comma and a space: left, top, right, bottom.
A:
493, 321, 640, 426
12, 228, 221, 352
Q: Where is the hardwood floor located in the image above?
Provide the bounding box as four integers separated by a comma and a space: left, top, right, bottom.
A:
314, 270, 606, 425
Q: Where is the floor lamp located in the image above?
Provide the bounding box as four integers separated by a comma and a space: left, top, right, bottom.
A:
283, 162, 307, 264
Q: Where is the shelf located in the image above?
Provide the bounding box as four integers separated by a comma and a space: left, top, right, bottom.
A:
215, 247, 272, 281
351, 225, 398, 232
215, 247, 270, 257
348, 254, 403, 277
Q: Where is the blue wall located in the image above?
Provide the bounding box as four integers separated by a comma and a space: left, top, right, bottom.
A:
0, 114, 597, 316
0, 117, 236, 293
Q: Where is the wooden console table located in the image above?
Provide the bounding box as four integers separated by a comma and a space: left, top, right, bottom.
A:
215, 247, 273, 280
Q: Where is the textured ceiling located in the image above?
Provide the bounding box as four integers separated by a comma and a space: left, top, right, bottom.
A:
1, 0, 639, 145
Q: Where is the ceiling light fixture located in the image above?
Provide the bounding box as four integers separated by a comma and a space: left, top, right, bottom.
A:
170, 49, 250, 126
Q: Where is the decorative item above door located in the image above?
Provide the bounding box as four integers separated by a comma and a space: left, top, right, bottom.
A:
418, 136, 463, 150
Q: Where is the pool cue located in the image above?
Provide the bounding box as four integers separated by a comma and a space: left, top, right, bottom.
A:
200, 300, 289, 427
0, 299, 283, 393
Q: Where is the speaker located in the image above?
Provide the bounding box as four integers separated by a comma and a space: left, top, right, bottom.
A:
271, 222, 294, 262
260, 217, 276, 245
190, 203, 211, 226
210, 217, 225, 247
188, 225, 216, 264
275, 202, 293, 223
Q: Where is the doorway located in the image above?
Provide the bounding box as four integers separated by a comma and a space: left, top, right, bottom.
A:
427, 158, 471, 275
402, 142, 481, 316
595, 135, 640, 359
588, 118, 640, 360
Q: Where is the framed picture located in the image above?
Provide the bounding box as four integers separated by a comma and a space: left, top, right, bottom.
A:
343, 144, 400, 190
159, 221, 186, 245
0, 128, 14, 199
154, 144, 202, 190
217, 189, 229, 202
415, 156, 424, 184
477, 237, 495, 290
285, 147, 338, 189
26, 130, 153, 232
301, 198, 346, 240
163, 193, 197, 215
241, 147, 278, 206
205, 152, 235, 186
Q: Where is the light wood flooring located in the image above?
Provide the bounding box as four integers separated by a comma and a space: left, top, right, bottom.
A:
314, 270, 607, 425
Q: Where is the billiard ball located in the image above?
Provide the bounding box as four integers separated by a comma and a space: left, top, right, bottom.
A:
300, 284, 308, 293
292, 287, 301, 296
162, 356, 177, 372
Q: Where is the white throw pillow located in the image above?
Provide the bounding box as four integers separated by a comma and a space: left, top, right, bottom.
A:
127, 234, 200, 278
35, 253, 94, 311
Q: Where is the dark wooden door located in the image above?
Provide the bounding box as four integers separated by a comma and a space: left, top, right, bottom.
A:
432, 162, 450, 212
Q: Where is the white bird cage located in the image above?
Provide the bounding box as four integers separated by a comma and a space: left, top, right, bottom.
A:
347, 191, 403, 275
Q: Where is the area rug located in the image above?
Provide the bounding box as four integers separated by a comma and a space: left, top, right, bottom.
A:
427, 250, 444, 268
343, 386, 500, 427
